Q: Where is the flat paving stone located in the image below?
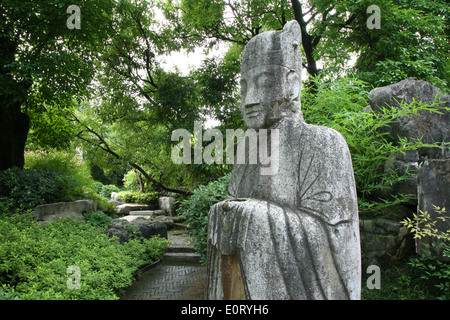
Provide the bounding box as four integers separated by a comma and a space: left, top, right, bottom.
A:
120, 227, 207, 300
120, 261, 206, 300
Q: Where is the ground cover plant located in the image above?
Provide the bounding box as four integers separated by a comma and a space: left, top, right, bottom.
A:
0, 212, 167, 300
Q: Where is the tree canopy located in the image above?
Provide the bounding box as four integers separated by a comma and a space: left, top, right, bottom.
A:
1, 0, 448, 193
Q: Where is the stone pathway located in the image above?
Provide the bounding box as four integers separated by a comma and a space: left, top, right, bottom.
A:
120, 228, 207, 300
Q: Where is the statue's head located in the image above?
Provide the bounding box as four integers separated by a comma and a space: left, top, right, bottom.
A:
240, 20, 303, 129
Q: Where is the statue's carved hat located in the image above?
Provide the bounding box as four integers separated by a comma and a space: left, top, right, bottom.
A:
241, 20, 302, 76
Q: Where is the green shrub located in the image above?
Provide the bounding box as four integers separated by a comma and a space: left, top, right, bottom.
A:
402, 206, 450, 299
177, 173, 231, 263
0, 167, 65, 212
95, 183, 121, 199
0, 149, 119, 215
83, 211, 112, 228
0, 212, 167, 300
302, 76, 446, 216
116, 190, 160, 205
123, 170, 141, 191
24, 149, 95, 201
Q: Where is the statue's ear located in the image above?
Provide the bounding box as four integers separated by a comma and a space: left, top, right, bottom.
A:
283, 20, 301, 40
287, 71, 300, 102
281, 20, 302, 83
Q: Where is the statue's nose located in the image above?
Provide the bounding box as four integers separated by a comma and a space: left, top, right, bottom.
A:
243, 85, 259, 109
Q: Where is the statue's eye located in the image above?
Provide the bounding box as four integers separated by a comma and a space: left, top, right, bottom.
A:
257, 73, 275, 87
241, 79, 247, 94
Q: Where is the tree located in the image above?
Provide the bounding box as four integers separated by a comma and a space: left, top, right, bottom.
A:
0, 0, 115, 170
70, 0, 238, 193
163, 0, 449, 90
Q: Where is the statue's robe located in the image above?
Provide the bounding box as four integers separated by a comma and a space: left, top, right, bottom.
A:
206, 117, 361, 300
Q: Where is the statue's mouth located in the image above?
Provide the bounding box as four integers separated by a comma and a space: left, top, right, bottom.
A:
245, 108, 261, 118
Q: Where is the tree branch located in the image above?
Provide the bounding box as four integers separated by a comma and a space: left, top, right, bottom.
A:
72, 114, 192, 195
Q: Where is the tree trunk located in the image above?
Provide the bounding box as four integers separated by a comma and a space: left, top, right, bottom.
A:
290, 0, 319, 76
290, 0, 319, 94
0, 29, 31, 170
0, 101, 30, 170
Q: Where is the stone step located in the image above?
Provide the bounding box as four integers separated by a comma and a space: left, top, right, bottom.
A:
129, 210, 166, 216
163, 252, 201, 263
166, 245, 197, 253
119, 215, 151, 222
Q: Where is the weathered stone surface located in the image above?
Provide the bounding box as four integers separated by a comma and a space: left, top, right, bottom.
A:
130, 217, 167, 239
369, 78, 449, 158
106, 226, 130, 243
153, 215, 174, 229
119, 215, 151, 222
359, 219, 413, 268
116, 203, 149, 215
33, 200, 96, 222
128, 210, 166, 216
107, 217, 168, 242
379, 150, 420, 204
206, 21, 361, 300
368, 78, 450, 202
158, 196, 176, 216
109, 192, 123, 206
417, 159, 450, 261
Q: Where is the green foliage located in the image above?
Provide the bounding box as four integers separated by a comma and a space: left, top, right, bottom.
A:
26, 103, 78, 151
94, 182, 121, 199
350, 0, 449, 90
83, 211, 112, 228
177, 173, 231, 263
302, 77, 445, 215
122, 170, 142, 191
0, 149, 118, 215
24, 149, 95, 201
361, 260, 440, 300
116, 191, 160, 205
402, 206, 450, 299
0, 212, 167, 300
0, 167, 65, 212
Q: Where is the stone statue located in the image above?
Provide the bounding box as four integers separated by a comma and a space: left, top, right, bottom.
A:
205, 20, 361, 300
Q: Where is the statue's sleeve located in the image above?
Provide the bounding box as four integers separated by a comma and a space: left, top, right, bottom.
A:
295, 125, 358, 226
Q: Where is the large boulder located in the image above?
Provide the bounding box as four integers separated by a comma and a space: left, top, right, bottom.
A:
106, 217, 167, 243
129, 217, 167, 239
416, 158, 450, 261
34, 200, 96, 222
368, 78, 450, 202
369, 78, 449, 159
360, 219, 413, 268
116, 203, 149, 215
109, 192, 123, 206
152, 215, 174, 229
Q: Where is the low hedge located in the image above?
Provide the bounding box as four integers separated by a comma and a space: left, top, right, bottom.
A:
116, 191, 160, 205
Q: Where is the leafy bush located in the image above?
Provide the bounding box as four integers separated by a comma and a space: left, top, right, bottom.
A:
0, 167, 65, 212
94, 182, 121, 199
0, 149, 118, 215
83, 211, 112, 228
302, 77, 445, 216
123, 170, 141, 191
177, 173, 231, 263
24, 149, 95, 201
0, 212, 167, 300
402, 206, 450, 299
116, 190, 160, 205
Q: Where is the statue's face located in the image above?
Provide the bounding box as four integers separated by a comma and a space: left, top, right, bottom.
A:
240, 65, 298, 129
